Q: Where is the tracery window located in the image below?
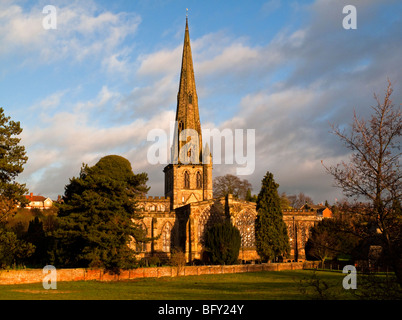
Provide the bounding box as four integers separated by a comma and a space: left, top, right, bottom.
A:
196, 171, 202, 189
184, 171, 190, 189
136, 223, 147, 252
198, 206, 224, 244
162, 222, 172, 252
178, 121, 184, 132
234, 210, 256, 248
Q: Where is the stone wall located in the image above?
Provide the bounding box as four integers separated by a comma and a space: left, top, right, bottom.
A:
0, 261, 319, 285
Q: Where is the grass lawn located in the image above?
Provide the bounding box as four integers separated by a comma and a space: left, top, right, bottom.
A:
0, 270, 356, 300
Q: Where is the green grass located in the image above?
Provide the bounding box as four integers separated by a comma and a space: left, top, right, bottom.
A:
0, 270, 356, 300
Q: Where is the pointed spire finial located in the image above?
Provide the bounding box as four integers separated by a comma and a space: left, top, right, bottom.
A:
186, 8, 188, 18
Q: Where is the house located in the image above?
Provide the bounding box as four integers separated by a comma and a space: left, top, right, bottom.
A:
23, 193, 53, 210
300, 203, 333, 218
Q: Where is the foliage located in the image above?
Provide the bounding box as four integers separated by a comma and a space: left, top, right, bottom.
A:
323, 79, 402, 286
353, 272, 402, 300
203, 220, 241, 265
245, 189, 257, 202
23, 217, 48, 267
213, 174, 252, 200
0, 228, 35, 269
255, 171, 290, 261
286, 192, 314, 209
297, 269, 340, 300
170, 249, 186, 276
51, 155, 150, 273
305, 218, 359, 265
0, 107, 28, 223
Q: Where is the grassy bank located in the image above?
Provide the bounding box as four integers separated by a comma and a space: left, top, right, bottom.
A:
0, 270, 356, 300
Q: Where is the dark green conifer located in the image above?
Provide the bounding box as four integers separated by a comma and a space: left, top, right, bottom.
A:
255, 171, 290, 261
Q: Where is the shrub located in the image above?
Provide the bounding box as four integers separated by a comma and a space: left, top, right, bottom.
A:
203, 221, 241, 265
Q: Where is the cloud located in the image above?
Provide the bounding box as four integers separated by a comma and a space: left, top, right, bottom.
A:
20, 84, 176, 198
12, 0, 402, 205
0, 0, 140, 70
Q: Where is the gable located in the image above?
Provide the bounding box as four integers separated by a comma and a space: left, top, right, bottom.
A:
186, 193, 199, 204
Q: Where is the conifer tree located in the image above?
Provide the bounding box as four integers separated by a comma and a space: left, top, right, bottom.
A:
0, 107, 28, 223
52, 155, 150, 273
204, 220, 241, 265
255, 171, 290, 261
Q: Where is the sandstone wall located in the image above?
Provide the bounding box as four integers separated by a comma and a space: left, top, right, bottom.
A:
0, 261, 319, 285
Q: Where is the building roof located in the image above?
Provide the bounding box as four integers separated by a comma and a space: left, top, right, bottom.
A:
24, 194, 48, 202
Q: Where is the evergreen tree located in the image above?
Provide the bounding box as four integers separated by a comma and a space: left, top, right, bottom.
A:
255, 171, 290, 261
52, 155, 149, 273
0, 107, 28, 223
25, 217, 47, 267
204, 220, 241, 265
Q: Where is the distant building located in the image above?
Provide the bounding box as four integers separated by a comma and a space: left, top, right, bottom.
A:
300, 203, 333, 219
283, 205, 333, 261
23, 193, 53, 210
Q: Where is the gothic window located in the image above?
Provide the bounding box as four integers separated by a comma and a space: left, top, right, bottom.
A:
188, 94, 192, 104
184, 171, 190, 189
196, 171, 202, 189
234, 210, 256, 248
178, 121, 184, 132
300, 224, 308, 247
198, 206, 224, 244
136, 223, 147, 252
288, 224, 294, 244
162, 222, 172, 252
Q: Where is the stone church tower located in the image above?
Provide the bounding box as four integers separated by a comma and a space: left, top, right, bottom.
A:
133, 16, 325, 263
163, 17, 213, 209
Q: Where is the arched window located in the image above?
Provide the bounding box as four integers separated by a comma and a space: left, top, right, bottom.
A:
136, 223, 147, 252
178, 121, 184, 132
184, 171, 190, 189
196, 171, 202, 189
234, 210, 256, 248
162, 222, 172, 252
198, 206, 224, 244
188, 94, 192, 104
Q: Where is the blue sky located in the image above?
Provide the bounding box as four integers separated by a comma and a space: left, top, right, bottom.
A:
1, 0, 401, 204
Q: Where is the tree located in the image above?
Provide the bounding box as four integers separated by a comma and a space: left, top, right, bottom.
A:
52, 155, 150, 273
287, 192, 314, 209
203, 220, 241, 265
0, 229, 35, 269
213, 174, 252, 200
24, 217, 47, 267
279, 192, 291, 210
255, 171, 290, 261
323, 79, 402, 286
245, 189, 257, 202
0, 107, 28, 223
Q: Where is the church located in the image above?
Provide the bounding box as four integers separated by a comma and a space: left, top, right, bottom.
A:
131, 17, 325, 263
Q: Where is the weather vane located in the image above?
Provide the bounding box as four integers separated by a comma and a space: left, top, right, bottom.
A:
186, 8, 188, 18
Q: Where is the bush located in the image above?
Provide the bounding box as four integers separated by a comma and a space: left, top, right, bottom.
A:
203, 221, 241, 265
170, 249, 186, 276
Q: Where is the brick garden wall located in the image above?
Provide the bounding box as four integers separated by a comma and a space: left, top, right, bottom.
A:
0, 261, 319, 285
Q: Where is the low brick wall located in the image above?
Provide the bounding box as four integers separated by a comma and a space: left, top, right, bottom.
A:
0, 261, 318, 285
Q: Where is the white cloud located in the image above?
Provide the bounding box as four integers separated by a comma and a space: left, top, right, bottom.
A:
0, 1, 140, 68
20, 86, 176, 198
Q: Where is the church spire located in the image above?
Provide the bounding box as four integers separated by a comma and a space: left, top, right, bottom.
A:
173, 14, 202, 164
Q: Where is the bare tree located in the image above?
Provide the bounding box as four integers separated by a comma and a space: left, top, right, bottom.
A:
288, 192, 314, 209
323, 79, 402, 285
213, 174, 252, 200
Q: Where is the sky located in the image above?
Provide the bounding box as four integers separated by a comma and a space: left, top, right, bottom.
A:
0, 0, 401, 204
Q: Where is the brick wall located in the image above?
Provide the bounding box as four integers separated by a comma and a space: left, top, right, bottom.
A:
0, 261, 319, 285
